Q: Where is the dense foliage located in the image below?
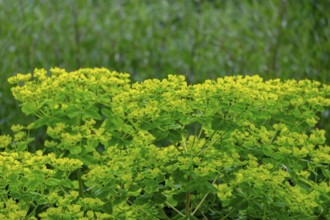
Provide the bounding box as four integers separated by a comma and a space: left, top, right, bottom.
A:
1, 1, 329, 141
1, 68, 329, 219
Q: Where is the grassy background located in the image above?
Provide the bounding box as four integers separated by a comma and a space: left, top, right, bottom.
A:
0, 0, 329, 141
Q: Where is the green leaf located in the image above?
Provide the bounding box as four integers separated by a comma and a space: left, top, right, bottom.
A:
230, 197, 248, 209
321, 167, 330, 179
45, 178, 62, 186
179, 116, 198, 125
151, 192, 167, 204
21, 102, 38, 115
185, 179, 217, 194
83, 108, 102, 120
143, 179, 160, 193
172, 192, 186, 202
212, 118, 241, 132
26, 170, 45, 189
32, 117, 49, 128
166, 196, 178, 207
70, 146, 82, 154
66, 105, 81, 118
71, 154, 98, 166
101, 108, 113, 118
17, 142, 28, 151
262, 145, 274, 157
128, 184, 141, 192
134, 195, 150, 205
83, 143, 96, 154
62, 179, 75, 188
172, 169, 187, 183
168, 129, 183, 142
140, 121, 158, 130
196, 115, 211, 125
87, 138, 99, 149
150, 128, 169, 141
104, 116, 125, 129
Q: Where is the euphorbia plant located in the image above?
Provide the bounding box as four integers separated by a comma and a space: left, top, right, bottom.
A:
1, 68, 329, 219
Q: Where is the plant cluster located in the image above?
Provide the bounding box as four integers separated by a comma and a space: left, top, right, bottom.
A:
1, 68, 329, 219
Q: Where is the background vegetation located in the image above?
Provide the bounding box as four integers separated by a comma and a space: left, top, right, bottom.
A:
0, 0, 329, 142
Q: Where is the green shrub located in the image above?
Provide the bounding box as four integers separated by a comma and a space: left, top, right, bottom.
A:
1, 68, 329, 219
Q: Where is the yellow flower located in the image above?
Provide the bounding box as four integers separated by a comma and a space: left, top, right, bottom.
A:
0, 135, 12, 148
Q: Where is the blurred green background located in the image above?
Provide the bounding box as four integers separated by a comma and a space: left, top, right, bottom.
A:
0, 0, 329, 141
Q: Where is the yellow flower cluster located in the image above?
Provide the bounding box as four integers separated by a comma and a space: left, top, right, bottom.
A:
78, 197, 105, 208
0, 199, 27, 220
7, 73, 32, 84
51, 157, 83, 172
0, 135, 12, 148
8, 68, 131, 116
5, 68, 330, 218
214, 183, 233, 206
0, 151, 82, 176
39, 191, 111, 219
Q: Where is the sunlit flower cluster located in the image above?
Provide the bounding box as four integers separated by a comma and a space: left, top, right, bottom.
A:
3, 68, 330, 218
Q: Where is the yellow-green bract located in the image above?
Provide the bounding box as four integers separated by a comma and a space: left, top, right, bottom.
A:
1, 68, 329, 219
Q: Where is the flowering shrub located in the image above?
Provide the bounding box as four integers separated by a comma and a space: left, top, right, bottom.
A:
1, 68, 329, 219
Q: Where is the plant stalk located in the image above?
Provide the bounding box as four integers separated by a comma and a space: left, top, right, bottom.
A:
185, 175, 192, 217
77, 168, 84, 196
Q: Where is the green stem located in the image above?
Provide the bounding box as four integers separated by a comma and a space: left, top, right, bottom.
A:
159, 209, 171, 220
191, 123, 204, 150
191, 175, 219, 216
77, 168, 84, 196
220, 207, 236, 220
220, 199, 245, 220
197, 130, 218, 155
185, 175, 192, 217
268, 129, 280, 145
185, 191, 191, 217
173, 143, 184, 155
165, 202, 185, 217
25, 204, 38, 220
